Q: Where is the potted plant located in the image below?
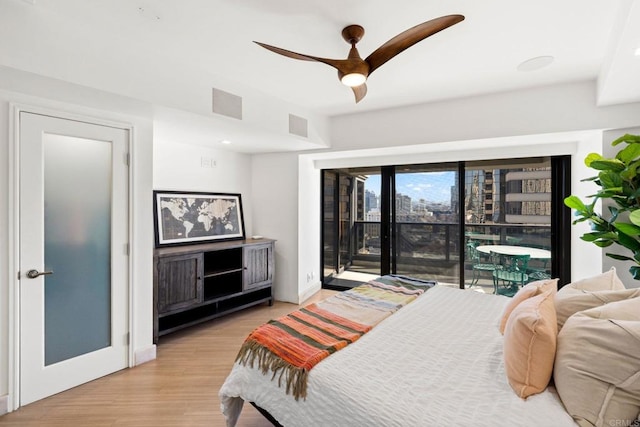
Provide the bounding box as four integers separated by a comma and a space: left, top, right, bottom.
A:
564, 134, 640, 279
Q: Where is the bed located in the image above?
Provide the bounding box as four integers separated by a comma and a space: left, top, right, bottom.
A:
220, 272, 640, 427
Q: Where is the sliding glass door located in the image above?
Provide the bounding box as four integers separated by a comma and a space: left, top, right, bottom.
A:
323, 168, 384, 287
321, 156, 570, 292
393, 164, 460, 283
463, 158, 556, 294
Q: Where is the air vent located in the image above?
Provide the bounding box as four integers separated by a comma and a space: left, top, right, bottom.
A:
289, 114, 308, 138
212, 88, 242, 120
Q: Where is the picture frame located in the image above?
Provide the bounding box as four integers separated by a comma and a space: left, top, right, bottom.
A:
153, 190, 245, 247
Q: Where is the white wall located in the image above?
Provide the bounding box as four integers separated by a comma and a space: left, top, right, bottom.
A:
153, 139, 254, 236
0, 95, 10, 412
250, 153, 300, 303
0, 79, 154, 410
297, 155, 322, 302
330, 81, 640, 150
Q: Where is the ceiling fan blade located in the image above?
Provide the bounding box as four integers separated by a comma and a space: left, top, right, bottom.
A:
254, 41, 347, 70
352, 83, 367, 103
365, 14, 465, 75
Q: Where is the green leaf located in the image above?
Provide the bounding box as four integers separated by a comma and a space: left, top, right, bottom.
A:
616, 142, 640, 163
630, 210, 640, 227
612, 134, 640, 146
599, 171, 623, 189
564, 195, 586, 211
589, 159, 626, 172
606, 253, 635, 261
618, 232, 640, 252
584, 153, 603, 167
620, 166, 638, 182
614, 222, 640, 236
594, 240, 614, 247
629, 265, 640, 280
581, 231, 617, 242
595, 189, 623, 197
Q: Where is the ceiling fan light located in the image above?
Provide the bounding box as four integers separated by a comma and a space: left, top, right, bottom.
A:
341, 73, 367, 87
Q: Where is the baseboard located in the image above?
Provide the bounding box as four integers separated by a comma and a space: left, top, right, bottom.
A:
0, 394, 8, 416
134, 345, 157, 366
298, 281, 322, 304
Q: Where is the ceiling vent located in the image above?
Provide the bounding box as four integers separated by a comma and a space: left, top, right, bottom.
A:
212, 88, 242, 120
289, 114, 308, 138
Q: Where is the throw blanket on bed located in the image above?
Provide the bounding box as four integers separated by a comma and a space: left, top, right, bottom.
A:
235, 275, 435, 400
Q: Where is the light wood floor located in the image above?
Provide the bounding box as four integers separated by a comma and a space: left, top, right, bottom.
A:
0, 290, 337, 427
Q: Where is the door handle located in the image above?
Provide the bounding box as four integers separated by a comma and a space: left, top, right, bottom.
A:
26, 269, 54, 279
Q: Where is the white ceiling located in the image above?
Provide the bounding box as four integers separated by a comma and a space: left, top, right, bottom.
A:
1, 0, 640, 150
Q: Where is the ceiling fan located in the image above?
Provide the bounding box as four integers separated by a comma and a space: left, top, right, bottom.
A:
254, 14, 465, 103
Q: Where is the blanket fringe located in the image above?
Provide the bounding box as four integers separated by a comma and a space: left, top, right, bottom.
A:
236, 340, 309, 400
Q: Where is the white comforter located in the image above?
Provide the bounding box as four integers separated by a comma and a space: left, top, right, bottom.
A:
220, 285, 577, 427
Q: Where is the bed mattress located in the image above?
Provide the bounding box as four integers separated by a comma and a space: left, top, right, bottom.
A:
220, 285, 577, 427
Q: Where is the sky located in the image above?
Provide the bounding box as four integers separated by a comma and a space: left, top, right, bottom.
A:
364, 171, 455, 204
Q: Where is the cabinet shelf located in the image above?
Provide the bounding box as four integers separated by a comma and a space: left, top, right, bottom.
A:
203, 267, 244, 278
157, 287, 273, 337
153, 238, 274, 342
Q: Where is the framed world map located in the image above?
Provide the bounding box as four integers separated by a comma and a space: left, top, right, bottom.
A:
153, 191, 245, 247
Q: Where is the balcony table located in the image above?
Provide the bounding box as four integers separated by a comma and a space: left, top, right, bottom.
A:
476, 244, 551, 259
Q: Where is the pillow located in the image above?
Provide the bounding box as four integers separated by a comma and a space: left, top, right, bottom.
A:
554, 297, 640, 427
555, 268, 639, 330
499, 278, 558, 334
503, 290, 557, 399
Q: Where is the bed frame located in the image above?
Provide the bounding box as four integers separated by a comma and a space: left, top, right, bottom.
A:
249, 402, 283, 427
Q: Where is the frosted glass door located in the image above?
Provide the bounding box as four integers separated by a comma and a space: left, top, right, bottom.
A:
43, 134, 112, 365
19, 112, 129, 406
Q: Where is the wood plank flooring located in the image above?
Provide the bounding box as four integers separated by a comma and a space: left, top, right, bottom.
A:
0, 290, 337, 426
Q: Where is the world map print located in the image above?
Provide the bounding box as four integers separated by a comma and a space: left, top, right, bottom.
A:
157, 194, 243, 243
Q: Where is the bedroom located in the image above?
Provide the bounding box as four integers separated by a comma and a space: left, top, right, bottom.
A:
1, 0, 640, 424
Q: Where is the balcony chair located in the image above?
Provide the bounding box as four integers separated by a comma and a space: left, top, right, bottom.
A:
466, 241, 500, 287
527, 261, 552, 281
491, 252, 530, 297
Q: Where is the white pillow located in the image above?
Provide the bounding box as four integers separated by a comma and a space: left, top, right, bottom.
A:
554, 296, 640, 427
554, 267, 637, 330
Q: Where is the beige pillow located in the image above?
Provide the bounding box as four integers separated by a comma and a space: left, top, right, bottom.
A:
503, 290, 557, 399
499, 278, 558, 334
554, 297, 640, 427
554, 267, 637, 330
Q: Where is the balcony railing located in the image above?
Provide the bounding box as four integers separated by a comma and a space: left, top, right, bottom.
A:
348, 221, 551, 284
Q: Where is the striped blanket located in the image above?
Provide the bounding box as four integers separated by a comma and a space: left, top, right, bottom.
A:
235, 275, 436, 400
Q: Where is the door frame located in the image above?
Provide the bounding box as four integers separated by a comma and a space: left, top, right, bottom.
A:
8, 103, 135, 411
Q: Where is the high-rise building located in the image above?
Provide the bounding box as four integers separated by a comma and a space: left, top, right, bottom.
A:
364, 189, 378, 213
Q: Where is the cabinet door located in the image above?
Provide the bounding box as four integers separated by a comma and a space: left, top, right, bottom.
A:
157, 253, 204, 313
243, 243, 273, 291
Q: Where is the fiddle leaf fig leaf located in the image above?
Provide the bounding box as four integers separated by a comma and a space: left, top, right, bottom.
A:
564, 195, 586, 211
616, 142, 640, 163
599, 171, 623, 188
589, 159, 625, 172
606, 253, 635, 261
629, 210, 640, 227
612, 134, 640, 146
614, 222, 640, 236
584, 153, 603, 167
618, 232, 640, 252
